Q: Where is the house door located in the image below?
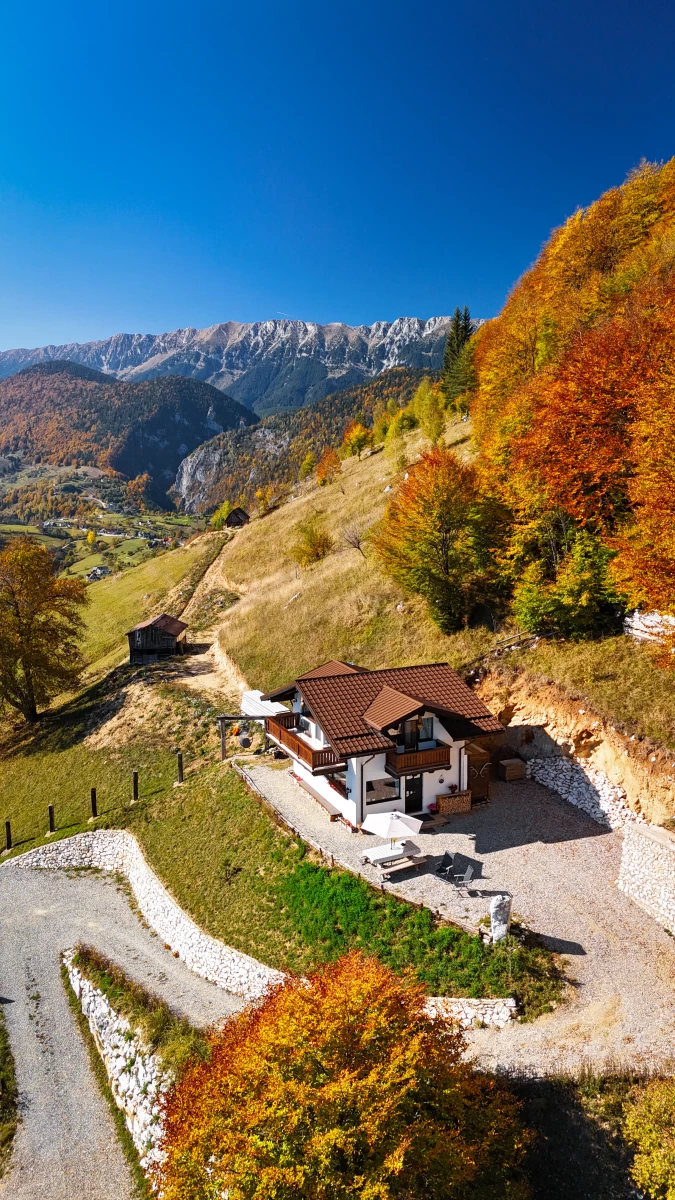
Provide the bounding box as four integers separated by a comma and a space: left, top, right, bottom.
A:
405, 775, 423, 814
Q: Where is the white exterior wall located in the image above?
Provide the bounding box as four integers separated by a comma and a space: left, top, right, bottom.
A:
294, 758, 357, 825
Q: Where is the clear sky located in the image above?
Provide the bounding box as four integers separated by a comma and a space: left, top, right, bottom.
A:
2, 0, 675, 348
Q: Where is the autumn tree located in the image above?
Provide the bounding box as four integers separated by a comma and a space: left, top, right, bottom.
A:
155, 952, 530, 1200
373, 447, 508, 632
290, 512, 334, 567
298, 450, 316, 480
210, 499, 233, 529
413, 378, 445, 443
0, 538, 88, 722
316, 447, 341, 486
342, 420, 372, 458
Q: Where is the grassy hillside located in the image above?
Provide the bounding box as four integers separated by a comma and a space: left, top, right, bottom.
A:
82, 533, 225, 674
216, 418, 490, 690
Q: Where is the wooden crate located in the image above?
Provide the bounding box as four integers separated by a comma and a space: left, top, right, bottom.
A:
437, 790, 472, 816
497, 758, 526, 781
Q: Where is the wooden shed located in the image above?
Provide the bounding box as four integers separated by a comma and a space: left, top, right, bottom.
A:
224, 506, 250, 528
127, 614, 188, 665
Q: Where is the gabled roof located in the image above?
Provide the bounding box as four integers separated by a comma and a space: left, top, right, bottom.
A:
127, 613, 188, 637
265, 661, 503, 757
363, 685, 425, 732
263, 660, 365, 702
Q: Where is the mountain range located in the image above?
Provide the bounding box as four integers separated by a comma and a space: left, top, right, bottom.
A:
0, 361, 255, 488
0, 317, 454, 417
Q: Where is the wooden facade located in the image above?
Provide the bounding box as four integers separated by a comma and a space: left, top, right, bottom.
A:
127, 613, 188, 665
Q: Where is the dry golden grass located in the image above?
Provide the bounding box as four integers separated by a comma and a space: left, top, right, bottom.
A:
217, 419, 494, 691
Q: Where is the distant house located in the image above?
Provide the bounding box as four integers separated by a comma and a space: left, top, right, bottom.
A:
86, 566, 110, 581
127, 614, 188, 665
261, 660, 503, 827
224, 507, 250, 528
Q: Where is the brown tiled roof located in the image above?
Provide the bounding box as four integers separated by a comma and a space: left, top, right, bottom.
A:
298, 663, 502, 758
262, 660, 364, 702
127, 613, 188, 637
363, 685, 425, 732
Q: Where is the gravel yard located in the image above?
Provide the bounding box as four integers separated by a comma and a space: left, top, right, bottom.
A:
246, 763, 675, 1072
0, 865, 244, 1200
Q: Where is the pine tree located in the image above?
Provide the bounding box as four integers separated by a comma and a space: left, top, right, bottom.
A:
441, 307, 474, 406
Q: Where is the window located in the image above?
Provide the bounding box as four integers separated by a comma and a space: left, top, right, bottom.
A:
365, 778, 400, 804
420, 716, 434, 742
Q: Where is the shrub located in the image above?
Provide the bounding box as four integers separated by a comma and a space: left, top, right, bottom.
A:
512, 530, 625, 638
290, 513, 334, 567
155, 951, 531, 1200
624, 1079, 675, 1198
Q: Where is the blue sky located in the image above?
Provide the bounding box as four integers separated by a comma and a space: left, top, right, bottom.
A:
2, 0, 675, 348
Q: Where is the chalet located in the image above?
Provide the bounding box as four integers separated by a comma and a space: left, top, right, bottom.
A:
262, 660, 503, 827
127, 614, 188, 665
224, 507, 250, 528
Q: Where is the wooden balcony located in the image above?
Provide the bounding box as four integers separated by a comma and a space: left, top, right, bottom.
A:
266, 717, 346, 773
385, 743, 452, 776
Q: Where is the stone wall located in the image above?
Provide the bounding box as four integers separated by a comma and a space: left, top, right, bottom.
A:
18, 830, 283, 1001
425, 997, 518, 1029
64, 950, 170, 1176
524, 758, 646, 830
619, 822, 675, 932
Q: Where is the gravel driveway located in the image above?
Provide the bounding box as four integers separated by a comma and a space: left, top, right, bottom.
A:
247, 764, 675, 1072
0, 864, 244, 1200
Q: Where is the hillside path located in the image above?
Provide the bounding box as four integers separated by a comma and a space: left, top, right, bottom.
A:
0, 864, 244, 1200
246, 764, 675, 1072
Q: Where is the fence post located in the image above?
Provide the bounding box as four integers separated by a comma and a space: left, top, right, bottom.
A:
48, 804, 55, 834
177, 752, 184, 784
219, 719, 226, 762
4, 821, 11, 852
132, 770, 139, 803
90, 787, 97, 819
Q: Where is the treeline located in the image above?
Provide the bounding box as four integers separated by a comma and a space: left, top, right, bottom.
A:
373, 160, 675, 642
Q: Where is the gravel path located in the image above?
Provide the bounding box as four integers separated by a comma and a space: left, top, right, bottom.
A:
0, 864, 244, 1200
247, 764, 675, 1072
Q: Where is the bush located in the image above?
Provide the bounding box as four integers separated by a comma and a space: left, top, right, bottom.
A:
624, 1079, 675, 1198
155, 951, 531, 1200
290, 513, 334, 567
512, 530, 625, 638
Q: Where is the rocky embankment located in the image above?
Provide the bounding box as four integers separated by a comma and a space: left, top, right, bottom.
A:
478, 670, 675, 825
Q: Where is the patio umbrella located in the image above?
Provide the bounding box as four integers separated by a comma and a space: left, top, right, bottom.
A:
361, 812, 423, 846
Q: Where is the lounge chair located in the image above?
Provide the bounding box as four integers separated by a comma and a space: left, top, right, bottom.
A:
435, 851, 455, 881
453, 864, 475, 889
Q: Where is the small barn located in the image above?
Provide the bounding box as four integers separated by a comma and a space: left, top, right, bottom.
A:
224, 507, 250, 528
127, 614, 188, 665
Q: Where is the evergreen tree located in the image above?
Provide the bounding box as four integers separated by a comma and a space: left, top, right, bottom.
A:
441, 307, 474, 406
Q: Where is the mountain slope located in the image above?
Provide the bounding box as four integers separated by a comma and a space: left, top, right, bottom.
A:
173, 367, 430, 512
0, 317, 453, 416
0, 361, 256, 488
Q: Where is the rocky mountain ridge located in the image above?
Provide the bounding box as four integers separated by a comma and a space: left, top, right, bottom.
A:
0, 316, 455, 416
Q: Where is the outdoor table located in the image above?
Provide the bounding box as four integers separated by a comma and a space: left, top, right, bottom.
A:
359, 840, 417, 866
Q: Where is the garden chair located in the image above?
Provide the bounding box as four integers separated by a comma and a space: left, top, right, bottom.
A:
435, 851, 455, 881
453, 864, 475, 890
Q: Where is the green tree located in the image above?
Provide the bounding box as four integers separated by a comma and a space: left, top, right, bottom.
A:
373, 447, 507, 632
441, 307, 476, 408
512, 530, 625, 638
299, 451, 316, 481
210, 499, 233, 529
414, 379, 445, 443
0, 538, 89, 722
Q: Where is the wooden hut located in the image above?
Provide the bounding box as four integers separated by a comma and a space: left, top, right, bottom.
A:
127, 614, 188, 665
224, 507, 250, 528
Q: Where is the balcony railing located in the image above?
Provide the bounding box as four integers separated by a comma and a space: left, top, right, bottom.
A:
385, 743, 452, 775
266, 717, 345, 773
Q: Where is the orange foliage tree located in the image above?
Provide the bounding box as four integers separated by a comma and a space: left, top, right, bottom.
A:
316, 446, 342, 485
342, 420, 373, 458
373, 446, 508, 632
154, 952, 530, 1200
0, 538, 88, 722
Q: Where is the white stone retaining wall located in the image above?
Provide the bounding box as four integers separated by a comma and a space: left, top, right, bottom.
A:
525, 757, 646, 831
619, 822, 675, 932
425, 996, 517, 1029
64, 950, 170, 1176
16, 830, 284, 1001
